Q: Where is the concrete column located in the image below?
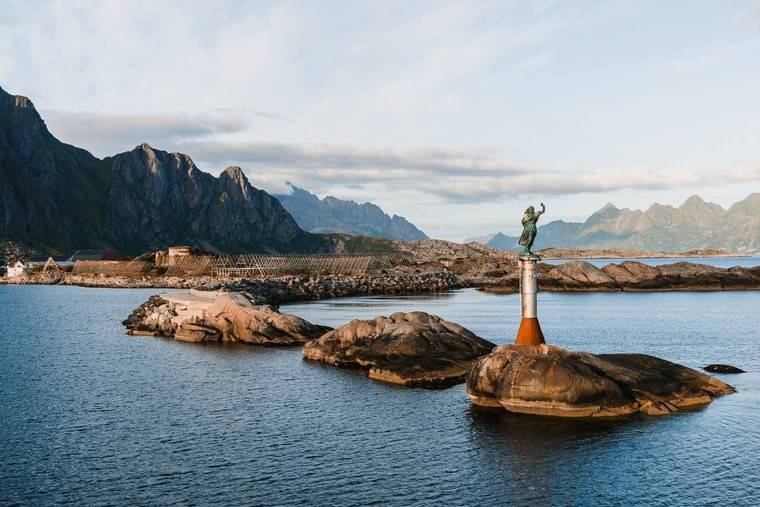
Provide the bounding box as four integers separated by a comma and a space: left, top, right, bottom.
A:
515, 256, 545, 345
519, 259, 538, 318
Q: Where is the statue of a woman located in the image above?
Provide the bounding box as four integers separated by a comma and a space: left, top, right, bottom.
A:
519, 203, 545, 256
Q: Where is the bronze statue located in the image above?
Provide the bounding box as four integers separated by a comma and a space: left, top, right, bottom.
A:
519, 203, 545, 256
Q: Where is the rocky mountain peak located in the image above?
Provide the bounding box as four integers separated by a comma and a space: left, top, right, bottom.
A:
223, 165, 245, 181
678, 194, 725, 221
14, 95, 34, 109
221, 166, 251, 197
681, 194, 705, 206
274, 185, 428, 241
585, 202, 622, 225
285, 183, 321, 203
727, 192, 760, 217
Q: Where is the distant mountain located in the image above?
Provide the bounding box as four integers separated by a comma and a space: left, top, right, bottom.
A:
463, 233, 496, 244
485, 232, 518, 250
275, 184, 428, 241
484, 195, 760, 253
0, 85, 326, 254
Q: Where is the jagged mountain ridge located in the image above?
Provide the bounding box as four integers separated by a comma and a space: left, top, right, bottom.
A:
274, 184, 428, 241
485, 195, 760, 253
0, 85, 326, 254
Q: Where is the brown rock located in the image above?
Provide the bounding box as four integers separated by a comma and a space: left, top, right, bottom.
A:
602, 261, 660, 284
543, 261, 620, 290
203, 293, 331, 345
466, 344, 734, 417
303, 311, 496, 388
124, 291, 331, 346
704, 364, 745, 374
175, 322, 222, 343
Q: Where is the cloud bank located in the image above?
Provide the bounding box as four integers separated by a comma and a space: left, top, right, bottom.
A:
182, 139, 760, 205
42, 107, 760, 207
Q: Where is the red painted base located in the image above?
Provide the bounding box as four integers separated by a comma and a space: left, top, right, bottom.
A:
514, 317, 545, 345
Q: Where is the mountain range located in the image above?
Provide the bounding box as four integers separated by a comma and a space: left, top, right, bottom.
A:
274, 184, 428, 241
483, 195, 760, 253
0, 85, 325, 254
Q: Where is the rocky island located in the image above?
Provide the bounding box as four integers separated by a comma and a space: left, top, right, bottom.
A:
303, 312, 496, 388
123, 289, 330, 345
466, 344, 735, 417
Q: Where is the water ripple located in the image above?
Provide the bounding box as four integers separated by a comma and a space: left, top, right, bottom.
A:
1, 286, 758, 505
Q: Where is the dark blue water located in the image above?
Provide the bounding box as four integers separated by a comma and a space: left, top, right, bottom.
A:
545, 256, 760, 268
1, 286, 759, 506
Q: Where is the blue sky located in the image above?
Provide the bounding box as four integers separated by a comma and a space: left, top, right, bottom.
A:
1, 0, 759, 240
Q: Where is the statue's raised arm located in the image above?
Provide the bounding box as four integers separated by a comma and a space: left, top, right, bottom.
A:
518, 203, 545, 257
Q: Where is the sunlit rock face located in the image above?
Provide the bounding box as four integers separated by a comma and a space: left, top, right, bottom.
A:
466, 344, 734, 417
303, 311, 496, 388
123, 290, 331, 346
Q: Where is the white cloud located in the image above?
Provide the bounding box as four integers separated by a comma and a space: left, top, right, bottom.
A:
43, 109, 261, 156
3, 0, 760, 240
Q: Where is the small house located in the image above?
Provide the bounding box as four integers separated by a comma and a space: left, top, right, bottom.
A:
6, 260, 27, 278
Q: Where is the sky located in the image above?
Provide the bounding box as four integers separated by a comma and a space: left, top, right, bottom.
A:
2, 0, 760, 240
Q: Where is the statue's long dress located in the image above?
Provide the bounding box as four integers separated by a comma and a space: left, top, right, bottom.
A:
519, 216, 536, 247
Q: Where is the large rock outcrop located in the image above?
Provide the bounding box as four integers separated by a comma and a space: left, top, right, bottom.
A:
466, 344, 734, 417
303, 312, 496, 388
123, 290, 331, 345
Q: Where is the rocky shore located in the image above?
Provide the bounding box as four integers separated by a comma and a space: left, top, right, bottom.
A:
4, 258, 760, 297
3, 271, 464, 305
472, 261, 760, 293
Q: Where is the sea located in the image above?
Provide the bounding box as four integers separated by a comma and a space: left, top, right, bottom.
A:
1, 262, 759, 505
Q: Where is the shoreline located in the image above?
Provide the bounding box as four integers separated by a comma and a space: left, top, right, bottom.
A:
3, 258, 760, 301
541, 254, 753, 260
1, 272, 465, 306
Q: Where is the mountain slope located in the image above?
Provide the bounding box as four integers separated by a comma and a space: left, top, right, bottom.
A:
0, 85, 326, 254
484, 195, 760, 253
0, 87, 112, 250
275, 184, 428, 241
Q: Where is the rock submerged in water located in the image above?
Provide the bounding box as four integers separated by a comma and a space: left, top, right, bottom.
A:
466, 344, 734, 417
123, 290, 331, 345
303, 312, 496, 388
704, 364, 745, 374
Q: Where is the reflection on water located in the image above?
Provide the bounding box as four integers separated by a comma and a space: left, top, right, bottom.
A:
1, 285, 758, 505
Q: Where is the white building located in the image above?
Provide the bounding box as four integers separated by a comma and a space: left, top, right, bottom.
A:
6, 260, 27, 278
